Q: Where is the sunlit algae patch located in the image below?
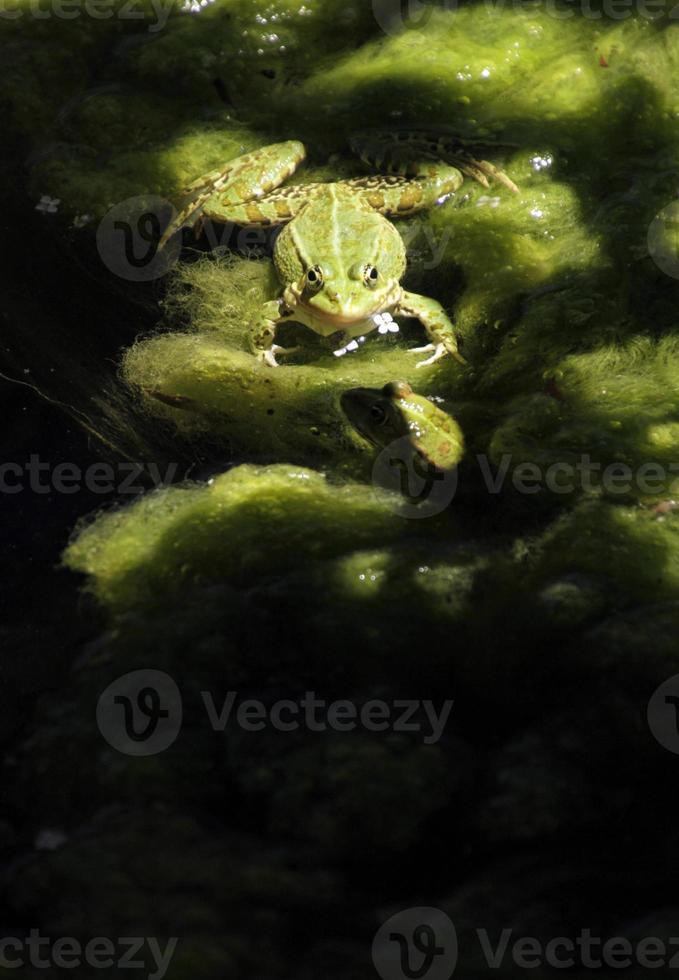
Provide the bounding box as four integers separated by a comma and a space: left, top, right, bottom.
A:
46, 3, 679, 639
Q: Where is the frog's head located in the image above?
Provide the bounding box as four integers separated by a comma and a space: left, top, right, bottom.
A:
341, 380, 464, 470
274, 190, 406, 325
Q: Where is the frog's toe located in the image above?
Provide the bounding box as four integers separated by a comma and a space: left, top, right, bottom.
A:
409, 342, 466, 367
260, 349, 281, 367
412, 342, 449, 368
408, 343, 436, 354
257, 344, 300, 368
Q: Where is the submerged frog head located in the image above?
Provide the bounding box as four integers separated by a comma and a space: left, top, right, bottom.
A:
274, 186, 406, 333
341, 380, 464, 471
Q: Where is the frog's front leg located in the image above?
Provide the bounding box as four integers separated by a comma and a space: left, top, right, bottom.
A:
251, 298, 299, 367
395, 290, 466, 368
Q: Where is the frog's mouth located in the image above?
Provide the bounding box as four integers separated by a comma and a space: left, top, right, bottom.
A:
298, 284, 403, 327
298, 302, 392, 327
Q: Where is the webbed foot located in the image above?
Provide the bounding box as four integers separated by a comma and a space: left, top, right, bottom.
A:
408, 342, 466, 368
257, 344, 300, 368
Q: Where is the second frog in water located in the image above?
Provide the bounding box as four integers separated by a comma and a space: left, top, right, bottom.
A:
341, 380, 464, 474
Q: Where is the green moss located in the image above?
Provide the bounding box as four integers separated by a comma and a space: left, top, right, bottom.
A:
7, 808, 348, 979
121, 253, 466, 467
12, 2, 679, 218
63, 463, 421, 609
257, 736, 458, 855
11, 1, 679, 967
487, 335, 679, 501
35, 4, 679, 632
530, 497, 679, 602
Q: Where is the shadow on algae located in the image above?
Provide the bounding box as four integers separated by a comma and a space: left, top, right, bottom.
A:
4, 1, 679, 977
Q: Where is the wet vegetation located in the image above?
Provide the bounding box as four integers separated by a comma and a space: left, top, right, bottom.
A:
3, 1, 679, 976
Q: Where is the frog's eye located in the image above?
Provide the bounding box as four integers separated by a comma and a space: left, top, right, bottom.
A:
305, 265, 324, 292
370, 403, 388, 425
364, 265, 379, 288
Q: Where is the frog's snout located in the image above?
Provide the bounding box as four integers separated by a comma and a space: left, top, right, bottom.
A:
320, 288, 361, 314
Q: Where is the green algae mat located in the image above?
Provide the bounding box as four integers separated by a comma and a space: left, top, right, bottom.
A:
4, 0, 679, 977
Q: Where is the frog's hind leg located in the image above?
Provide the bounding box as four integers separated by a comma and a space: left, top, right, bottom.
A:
342, 166, 464, 219
158, 140, 306, 249
350, 130, 519, 195
214, 180, 325, 227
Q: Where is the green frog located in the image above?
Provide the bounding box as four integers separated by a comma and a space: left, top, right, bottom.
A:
160, 131, 517, 367
340, 379, 464, 472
